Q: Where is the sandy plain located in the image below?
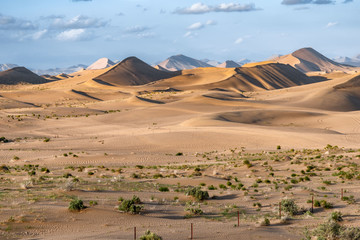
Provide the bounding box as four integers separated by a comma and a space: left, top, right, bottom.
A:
0, 55, 360, 239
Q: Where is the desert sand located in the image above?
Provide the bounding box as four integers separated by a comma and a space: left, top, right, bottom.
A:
1, 48, 360, 239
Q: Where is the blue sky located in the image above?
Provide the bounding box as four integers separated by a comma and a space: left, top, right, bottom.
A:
0, 0, 358, 68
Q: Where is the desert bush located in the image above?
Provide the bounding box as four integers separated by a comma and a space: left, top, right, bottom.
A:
185, 187, 209, 201
311, 220, 341, 240
89, 200, 98, 206
208, 185, 217, 190
330, 211, 343, 222
320, 200, 333, 209
0, 165, 10, 173
69, 199, 85, 211
281, 199, 298, 216
0, 137, 9, 143
259, 217, 270, 226
185, 202, 203, 216
158, 186, 169, 192
118, 196, 143, 214
342, 195, 356, 204
140, 230, 162, 240
339, 227, 360, 240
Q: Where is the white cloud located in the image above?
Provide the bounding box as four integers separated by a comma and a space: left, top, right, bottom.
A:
206, 20, 217, 25
124, 25, 150, 33
187, 20, 217, 31
215, 3, 257, 12
56, 29, 87, 41
184, 31, 198, 38
177, 3, 212, 14
234, 37, 243, 44
136, 32, 156, 38
32, 29, 48, 40
187, 22, 204, 30
0, 14, 37, 30
175, 2, 259, 14
51, 15, 108, 29
326, 22, 338, 28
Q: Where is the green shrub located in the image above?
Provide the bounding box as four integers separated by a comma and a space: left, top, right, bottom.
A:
243, 159, 252, 168
185, 202, 203, 216
320, 200, 333, 209
342, 195, 355, 204
219, 184, 227, 190
0, 165, 10, 173
89, 200, 98, 206
305, 218, 360, 240
312, 220, 341, 239
131, 195, 141, 204
0, 137, 9, 143
260, 217, 270, 226
281, 199, 298, 216
140, 230, 162, 240
69, 199, 86, 211
340, 227, 360, 240
175, 152, 183, 156
185, 187, 209, 201
330, 211, 343, 222
118, 198, 143, 214
153, 173, 163, 179
158, 186, 169, 192
208, 185, 217, 190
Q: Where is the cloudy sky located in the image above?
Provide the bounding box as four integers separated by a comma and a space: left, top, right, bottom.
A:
0, 0, 358, 68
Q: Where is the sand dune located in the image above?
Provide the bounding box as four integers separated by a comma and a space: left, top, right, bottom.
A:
151, 63, 315, 92
86, 58, 115, 70
0, 67, 48, 85
157, 54, 213, 71
334, 74, 360, 89
244, 48, 355, 73
93, 57, 180, 86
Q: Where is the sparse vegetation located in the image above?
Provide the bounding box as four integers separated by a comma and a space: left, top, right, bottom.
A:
185, 187, 209, 201
68, 198, 86, 211
140, 230, 162, 240
118, 196, 143, 214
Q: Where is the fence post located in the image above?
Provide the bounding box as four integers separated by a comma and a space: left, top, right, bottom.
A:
191, 223, 193, 240
134, 227, 136, 240
311, 195, 314, 213
341, 188, 344, 200
279, 202, 281, 218
237, 211, 240, 227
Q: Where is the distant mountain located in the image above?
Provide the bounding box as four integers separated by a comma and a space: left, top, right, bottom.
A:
32, 64, 87, 76
201, 59, 221, 67
237, 59, 251, 66
0, 64, 19, 71
93, 57, 180, 86
271, 47, 354, 73
87, 58, 115, 70
0, 67, 48, 85
217, 60, 241, 68
157, 54, 213, 71
333, 56, 360, 67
